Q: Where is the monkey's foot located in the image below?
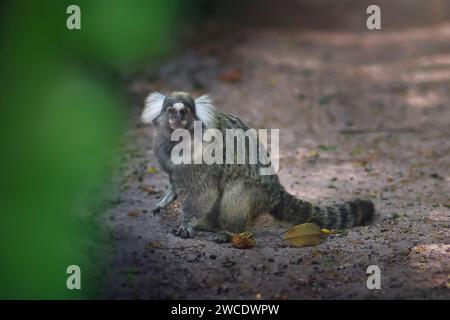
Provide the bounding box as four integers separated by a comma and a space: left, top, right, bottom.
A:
153, 201, 171, 215
213, 231, 232, 243
174, 226, 195, 238
153, 188, 176, 214
152, 204, 165, 215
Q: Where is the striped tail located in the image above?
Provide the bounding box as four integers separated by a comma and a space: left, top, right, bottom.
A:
270, 188, 375, 229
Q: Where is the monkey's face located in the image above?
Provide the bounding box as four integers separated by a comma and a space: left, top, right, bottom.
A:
163, 93, 196, 130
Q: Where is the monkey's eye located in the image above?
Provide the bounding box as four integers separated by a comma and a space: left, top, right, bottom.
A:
168, 107, 175, 114
180, 108, 188, 115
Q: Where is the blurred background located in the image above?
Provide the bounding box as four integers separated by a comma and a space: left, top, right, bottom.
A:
0, 0, 449, 299
0, 0, 182, 299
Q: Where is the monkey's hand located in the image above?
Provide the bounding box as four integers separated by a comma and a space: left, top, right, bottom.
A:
174, 225, 195, 238
153, 187, 177, 214
213, 231, 233, 243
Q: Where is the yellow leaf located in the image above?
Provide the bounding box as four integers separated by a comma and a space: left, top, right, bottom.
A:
147, 166, 158, 174
231, 231, 256, 249
320, 228, 332, 235
147, 241, 162, 249
239, 231, 254, 239
305, 150, 319, 158
282, 223, 327, 247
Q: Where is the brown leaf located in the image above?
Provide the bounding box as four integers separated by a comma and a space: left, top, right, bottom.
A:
127, 210, 141, 217
231, 231, 256, 249
141, 186, 159, 195
282, 223, 328, 247
147, 241, 162, 249
219, 68, 242, 83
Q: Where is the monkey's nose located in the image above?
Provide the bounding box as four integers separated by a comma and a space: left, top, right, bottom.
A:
175, 112, 184, 121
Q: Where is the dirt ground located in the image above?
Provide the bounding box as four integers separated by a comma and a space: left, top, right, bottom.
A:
101, 2, 450, 299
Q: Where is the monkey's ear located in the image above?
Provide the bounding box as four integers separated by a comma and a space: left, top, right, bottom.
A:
195, 94, 218, 128
141, 92, 166, 124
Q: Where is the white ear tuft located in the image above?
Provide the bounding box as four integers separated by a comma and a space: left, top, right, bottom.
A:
141, 92, 166, 124
195, 94, 218, 128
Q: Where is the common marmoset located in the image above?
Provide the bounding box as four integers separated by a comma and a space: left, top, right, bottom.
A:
141, 92, 374, 238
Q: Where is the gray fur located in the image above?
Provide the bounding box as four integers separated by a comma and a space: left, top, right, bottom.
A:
145, 92, 375, 238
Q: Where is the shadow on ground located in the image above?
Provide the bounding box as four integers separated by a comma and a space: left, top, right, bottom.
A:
101, 1, 450, 299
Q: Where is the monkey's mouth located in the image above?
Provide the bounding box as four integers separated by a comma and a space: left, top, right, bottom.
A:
169, 119, 187, 129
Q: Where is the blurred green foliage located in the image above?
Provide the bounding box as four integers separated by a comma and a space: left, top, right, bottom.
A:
0, 0, 179, 299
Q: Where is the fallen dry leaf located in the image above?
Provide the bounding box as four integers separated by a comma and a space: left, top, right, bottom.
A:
305, 149, 319, 159
127, 210, 141, 217
219, 68, 242, 82
146, 166, 158, 174
282, 223, 329, 247
147, 241, 162, 249
231, 231, 256, 249
141, 186, 159, 195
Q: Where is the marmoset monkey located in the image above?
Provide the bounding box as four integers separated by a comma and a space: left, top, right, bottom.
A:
141, 92, 374, 239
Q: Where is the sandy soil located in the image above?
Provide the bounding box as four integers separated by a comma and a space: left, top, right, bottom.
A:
101, 5, 450, 299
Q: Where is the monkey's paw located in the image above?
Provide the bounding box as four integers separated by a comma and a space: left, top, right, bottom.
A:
174, 226, 195, 238
152, 202, 168, 215
213, 231, 232, 243
152, 204, 163, 215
